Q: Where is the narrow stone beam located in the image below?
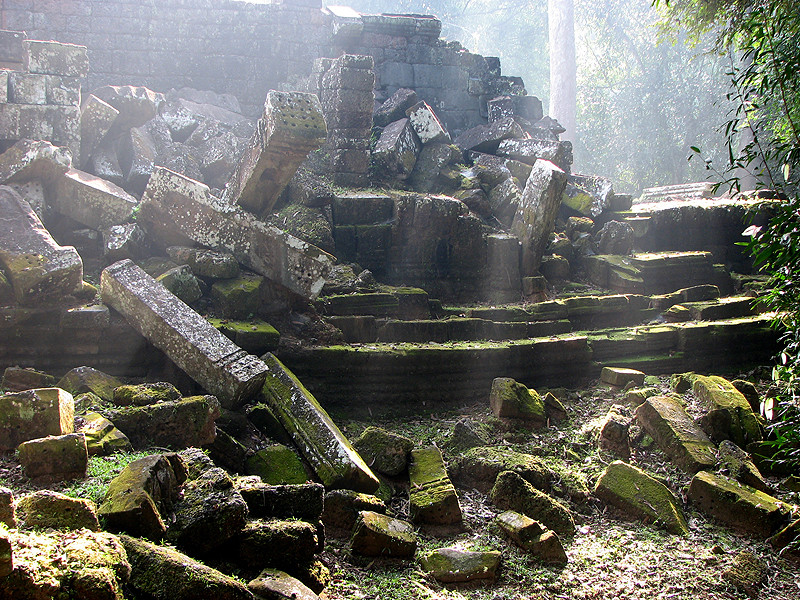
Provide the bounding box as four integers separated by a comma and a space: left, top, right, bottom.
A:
100, 259, 268, 408
223, 90, 327, 215
138, 167, 333, 299
259, 353, 379, 494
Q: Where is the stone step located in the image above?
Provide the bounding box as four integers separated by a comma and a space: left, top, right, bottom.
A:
279, 315, 779, 417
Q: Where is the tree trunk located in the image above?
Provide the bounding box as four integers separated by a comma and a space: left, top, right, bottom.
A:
549, 0, 577, 143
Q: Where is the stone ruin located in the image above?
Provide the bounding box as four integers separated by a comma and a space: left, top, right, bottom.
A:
0, 2, 796, 599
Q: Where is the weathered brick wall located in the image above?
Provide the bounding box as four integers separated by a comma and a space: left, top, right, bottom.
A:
1, 0, 523, 132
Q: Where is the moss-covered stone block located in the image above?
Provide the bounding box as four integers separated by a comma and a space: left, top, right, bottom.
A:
208, 318, 281, 354
409, 447, 462, 526
1, 366, 55, 393
688, 471, 789, 537
245, 444, 309, 485
718, 439, 771, 493
121, 534, 252, 600
601, 366, 646, 387
211, 273, 264, 319
248, 568, 318, 600
321, 489, 387, 533
112, 382, 181, 407
77, 412, 132, 456
418, 547, 501, 583
490, 470, 574, 537
167, 466, 248, 554
232, 518, 319, 569
692, 375, 763, 447
156, 264, 202, 304
350, 510, 417, 558
495, 510, 567, 564
450, 446, 552, 494
13, 490, 99, 531
17, 432, 88, 483
98, 453, 184, 539
635, 395, 717, 473
0, 387, 74, 451
56, 366, 121, 402
594, 460, 688, 535
102, 395, 220, 449
489, 377, 546, 424
354, 426, 414, 476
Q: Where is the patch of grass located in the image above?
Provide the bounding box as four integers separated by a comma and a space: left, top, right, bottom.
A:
59, 450, 152, 505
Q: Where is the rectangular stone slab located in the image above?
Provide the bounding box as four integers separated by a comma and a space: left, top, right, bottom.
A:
100, 259, 268, 408
138, 167, 334, 300
0, 388, 74, 451
223, 90, 326, 215
52, 168, 139, 230
259, 353, 379, 494
635, 395, 717, 473
409, 446, 463, 525
0, 185, 83, 305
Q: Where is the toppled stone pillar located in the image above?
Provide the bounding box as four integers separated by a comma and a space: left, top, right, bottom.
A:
0, 186, 83, 305
223, 90, 326, 215
138, 167, 333, 299
100, 259, 268, 408
511, 159, 568, 276
260, 353, 379, 493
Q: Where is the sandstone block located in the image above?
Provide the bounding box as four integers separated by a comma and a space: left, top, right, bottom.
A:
24, 40, 89, 77
248, 569, 319, 600
497, 138, 570, 169
98, 453, 185, 539
511, 159, 568, 276
350, 510, 417, 557
53, 168, 139, 230
489, 377, 546, 423
495, 511, 567, 564
121, 535, 252, 600
601, 366, 646, 387
224, 90, 326, 215
77, 411, 133, 456
45, 75, 81, 106
1, 366, 55, 392
594, 460, 688, 535
13, 490, 98, 531
235, 480, 324, 522
688, 471, 788, 537
373, 88, 418, 127
138, 167, 334, 300
405, 101, 450, 144
635, 395, 717, 473
17, 433, 89, 483
372, 117, 420, 179
409, 447, 462, 526
450, 446, 551, 493
321, 489, 387, 532
91, 85, 162, 132
232, 519, 319, 569
454, 117, 524, 153
0, 387, 74, 451
692, 375, 763, 447
79, 94, 119, 167
245, 444, 309, 485
100, 259, 268, 408
260, 353, 379, 493
490, 470, 574, 537
57, 365, 121, 402
7, 71, 47, 104
353, 426, 414, 477
419, 547, 501, 583
166, 246, 240, 279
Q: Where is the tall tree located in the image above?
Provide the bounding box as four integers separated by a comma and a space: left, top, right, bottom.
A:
548, 0, 577, 142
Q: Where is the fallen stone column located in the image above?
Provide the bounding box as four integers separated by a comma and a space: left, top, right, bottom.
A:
0, 185, 83, 305
260, 353, 379, 494
223, 90, 327, 215
512, 159, 568, 276
138, 167, 334, 299
100, 259, 268, 408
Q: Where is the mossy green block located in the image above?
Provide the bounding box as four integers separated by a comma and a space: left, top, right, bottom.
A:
78, 412, 133, 456
350, 510, 417, 558
208, 318, 281, 354
692, 375, 763, 447
409, 447, 462, 525
594, 460, 688, 535
490, 470, 574, 537
210, 274, 264, 319
452, 446, 552, 493
419, 547, 501, 583
489, 377, 545, 422
245, 444, 309, 485
57, 366, 121, 403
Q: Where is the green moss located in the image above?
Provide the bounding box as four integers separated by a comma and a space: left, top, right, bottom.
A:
245, 445, 308, 484
409, 447, 461, 525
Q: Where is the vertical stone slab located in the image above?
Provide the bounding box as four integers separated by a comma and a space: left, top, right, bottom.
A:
259, 353, 379, 494
372, 118, 420, 179
138, 167, 333, 299
80, 95, 119, 167
100, 259, 268, 409
512, 159, 568, 276
0, 186, 83, 305
223, 90, 326, 215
